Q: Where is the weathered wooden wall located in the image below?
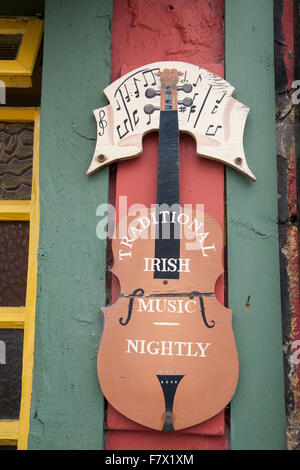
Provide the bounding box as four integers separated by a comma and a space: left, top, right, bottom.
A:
23, 0, 290, 450
275, 0, 300, 450
225, 0, 286, 450
28, 0, 113, 449
106, 0, 228, 450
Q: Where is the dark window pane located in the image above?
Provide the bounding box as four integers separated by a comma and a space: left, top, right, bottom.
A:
0, 329, 23, 419
0, 221, 29, 307
0, 122, 34, 200
0, 34, 23, 60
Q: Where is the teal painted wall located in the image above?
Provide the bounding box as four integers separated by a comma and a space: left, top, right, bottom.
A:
225, 0, 286, 450
28, 0, 113, 449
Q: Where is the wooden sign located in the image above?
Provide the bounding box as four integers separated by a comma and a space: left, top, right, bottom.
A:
87, 61, 255, 432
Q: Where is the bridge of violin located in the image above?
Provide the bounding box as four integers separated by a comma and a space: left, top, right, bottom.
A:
87, 61, 255, 182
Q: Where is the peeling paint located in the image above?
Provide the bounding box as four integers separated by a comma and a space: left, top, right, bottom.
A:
275, 1, 300, 448
111, 0, 224, 81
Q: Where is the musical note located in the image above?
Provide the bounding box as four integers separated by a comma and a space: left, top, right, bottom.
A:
205, 124, 222, 136
133, 78, 140, 98
133, 109, 139, 126
117, 119, 130, 140
216, 91, 226, 104
142, 69, 158, 87
193, 74, 202, 87
98, 109, 107, 136
211, 92, 226, 114
187, 93, 199, 122
181, 71, 188, 83
124, 84, 130, 103
118, 88, 134, 132
116, 99, 121, 111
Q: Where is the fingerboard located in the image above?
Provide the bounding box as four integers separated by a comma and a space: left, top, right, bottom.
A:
154, 110, 181, 280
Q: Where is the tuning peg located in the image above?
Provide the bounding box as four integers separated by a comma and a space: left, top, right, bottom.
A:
177, 83, 193, 93
144, 104, 160, 115
178, 97, 193, 107
145, 88, 160, 98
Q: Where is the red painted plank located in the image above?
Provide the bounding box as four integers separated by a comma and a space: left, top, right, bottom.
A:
107, 0, 227, 449
107, 404, 225, 435
106, 430, 229, 451
280, 0, 294, 89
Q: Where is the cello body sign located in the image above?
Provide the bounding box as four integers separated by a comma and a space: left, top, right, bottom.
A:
87, 61, 255, 432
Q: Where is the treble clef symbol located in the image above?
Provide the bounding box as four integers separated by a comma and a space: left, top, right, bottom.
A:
98, 109, 107, 136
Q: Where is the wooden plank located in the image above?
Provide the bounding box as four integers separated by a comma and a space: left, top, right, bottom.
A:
27, 0, 113, 450
0, 201, 31, 220
0, 307, 25, 328
106, 430, 229, 451
225, 0, 286, 450
0, 107, 37, 120
17, 110, 40, 450
108, 0, 227, 446
0, 421, 19, 442
107, 405, 225, 435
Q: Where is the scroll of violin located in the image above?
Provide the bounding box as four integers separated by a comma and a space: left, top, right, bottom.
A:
87, 61, 255, 432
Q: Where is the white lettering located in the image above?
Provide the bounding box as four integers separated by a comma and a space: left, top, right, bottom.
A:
174, 341, 186, 356
147, 341, 160, 355
196, 342, 211, 357
119, 249, 132, 260
178, 258, 191, 272
166, 258, 176, 272
137, 298, 196, 314
186, 342, 198, 357
188, 217, 203, 233
185, 300, 197, 313
143, 257, 191, 272
126, 339, 139, 354
161, 341, 173, 356
125, 339, 212, 357
129, 225, 143, 239
138, 299, 154, 312
177, 212, 189, 225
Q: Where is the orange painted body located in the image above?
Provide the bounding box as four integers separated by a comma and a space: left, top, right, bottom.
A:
98, 209, 238, 431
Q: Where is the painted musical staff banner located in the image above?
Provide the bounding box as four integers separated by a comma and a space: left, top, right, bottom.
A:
87, 61, 255, 181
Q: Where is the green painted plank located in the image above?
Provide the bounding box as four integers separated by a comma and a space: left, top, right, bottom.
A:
225, 0, 286, 450
28, 0, 113, 450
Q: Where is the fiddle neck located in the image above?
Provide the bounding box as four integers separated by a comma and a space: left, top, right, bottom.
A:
156, 108, 180, 208
154, 106, 181, 280
153, 70, 182, 281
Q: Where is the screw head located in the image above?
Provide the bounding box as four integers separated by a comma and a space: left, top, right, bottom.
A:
144, 104, 155, 114
145, 88, 156, 99
98, 155, 105, 163
182, 83, 192, 93
235, 157, 242, 165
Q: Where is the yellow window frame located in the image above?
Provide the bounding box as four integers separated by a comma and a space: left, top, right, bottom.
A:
0, 18, 43, 87
0, 107, 40, 449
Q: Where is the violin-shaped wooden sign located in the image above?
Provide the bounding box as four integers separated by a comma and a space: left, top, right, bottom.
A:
87, 61, 255, 432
